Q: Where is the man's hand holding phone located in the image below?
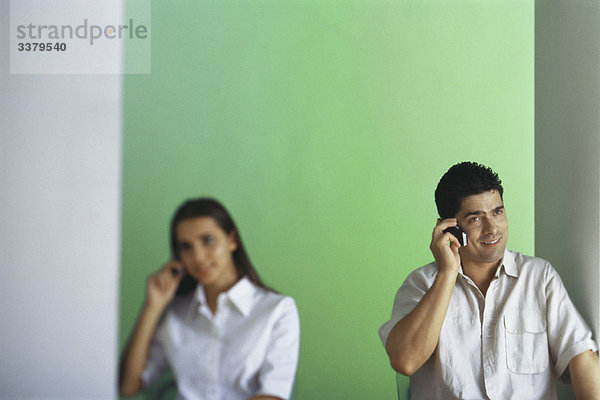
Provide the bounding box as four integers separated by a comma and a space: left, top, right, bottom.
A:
430, 219, 463, 277
384, 219, 466, 374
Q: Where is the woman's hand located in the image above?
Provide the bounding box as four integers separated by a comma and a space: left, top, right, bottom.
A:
119, 260, 185, 396
145, 260, 185, 310
430, 218, 461, 276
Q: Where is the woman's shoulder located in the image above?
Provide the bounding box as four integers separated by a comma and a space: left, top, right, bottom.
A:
249, 282, 298, 317
253, 281, 294, 301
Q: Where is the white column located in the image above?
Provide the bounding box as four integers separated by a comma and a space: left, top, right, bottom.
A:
535, 0, 600, 392
0, 1, 122, 398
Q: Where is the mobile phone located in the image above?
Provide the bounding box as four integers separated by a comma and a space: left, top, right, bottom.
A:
443, 225, 468, 246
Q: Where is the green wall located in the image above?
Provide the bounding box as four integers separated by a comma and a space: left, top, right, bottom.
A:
120, 1, 534, 399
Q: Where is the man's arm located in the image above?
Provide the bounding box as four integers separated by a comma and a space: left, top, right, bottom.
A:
570, 350, 600, 400
384, 219, 461, 376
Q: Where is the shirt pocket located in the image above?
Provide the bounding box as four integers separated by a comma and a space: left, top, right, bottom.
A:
504, 312, 549, 374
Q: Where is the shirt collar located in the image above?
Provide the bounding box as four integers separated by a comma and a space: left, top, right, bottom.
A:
458, 249, 519, 279
497, 249, 519, 278
193, 276, 256, 317
225, 277, 256, 317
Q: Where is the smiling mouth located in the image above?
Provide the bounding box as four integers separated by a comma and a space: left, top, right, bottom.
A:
481, 238, 501, 245
191, 263, 213, 275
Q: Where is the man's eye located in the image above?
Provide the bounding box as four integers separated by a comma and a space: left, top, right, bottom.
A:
204, 236, 215, 245
469, 217, 480, 223
495, 209, 504, 215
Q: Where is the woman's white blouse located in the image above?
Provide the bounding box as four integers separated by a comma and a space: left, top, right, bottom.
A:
142, 277, 300, 400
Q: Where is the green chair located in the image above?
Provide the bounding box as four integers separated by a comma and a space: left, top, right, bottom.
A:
396, 373, 410, 400
145, 370, 176, 400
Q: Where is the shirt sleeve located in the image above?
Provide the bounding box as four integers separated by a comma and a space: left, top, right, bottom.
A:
544, 263, 598, 381
140, 317, 170, 389
378, 265, 435, 348
256, 296, 300, 400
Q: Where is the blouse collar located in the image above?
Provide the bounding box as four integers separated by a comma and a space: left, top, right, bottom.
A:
193, 276, 257, 317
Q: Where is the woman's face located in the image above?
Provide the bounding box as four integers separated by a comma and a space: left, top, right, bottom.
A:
175, 216, 238, 290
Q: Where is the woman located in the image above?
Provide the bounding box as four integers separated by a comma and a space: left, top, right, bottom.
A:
119, 198, 300, 400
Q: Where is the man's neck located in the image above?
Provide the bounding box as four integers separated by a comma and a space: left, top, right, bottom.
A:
462, 260, 502, 296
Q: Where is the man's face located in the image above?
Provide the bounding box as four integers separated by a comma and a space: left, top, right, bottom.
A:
455, 190, 508, 269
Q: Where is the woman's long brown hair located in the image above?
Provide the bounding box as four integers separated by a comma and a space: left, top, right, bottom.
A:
170, 197, 274, 295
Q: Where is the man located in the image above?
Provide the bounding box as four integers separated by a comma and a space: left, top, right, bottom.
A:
379, 162, 600, 399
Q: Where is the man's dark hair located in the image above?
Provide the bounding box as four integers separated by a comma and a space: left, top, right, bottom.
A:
435, 162, 503, 218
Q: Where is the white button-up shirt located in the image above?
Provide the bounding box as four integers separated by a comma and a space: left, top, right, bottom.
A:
379, 250, 597, 400
142, 277, 300, 400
